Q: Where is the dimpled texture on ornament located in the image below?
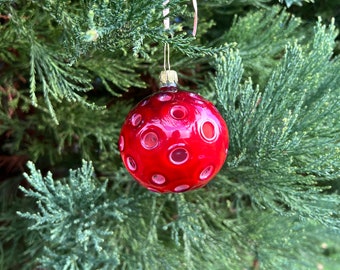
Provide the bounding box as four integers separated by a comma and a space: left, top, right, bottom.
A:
119, 87, 229, 193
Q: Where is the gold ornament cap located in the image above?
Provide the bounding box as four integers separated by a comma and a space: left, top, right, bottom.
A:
159, 70, 178, 85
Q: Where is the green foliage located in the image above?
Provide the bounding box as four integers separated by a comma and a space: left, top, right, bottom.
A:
18, 160, 132, 269
80, 53, 146, 96
201, 0, 271, 8
1, 1, 340, 269
237, 210, 340, 269
0, 95, 129, 166
0, 198, 41, 270
26, 99, 130, 163
218, 6, 303, 86
1, 0, 230, 123
29, 42, 96, 124
14, 162, 240, 269
16, 160, 340, 270
214, 19, 340, 225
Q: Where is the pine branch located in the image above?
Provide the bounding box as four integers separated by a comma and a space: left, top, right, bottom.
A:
18, 160, 132, 269
2, 0, 233, 124
29, 41, 101, 124
80, 52, 146, 96
204, 0, 313, 8
239, 210, 340, 269
25, 99, 130, 166
27, 0, 217, 59
201, 0, 272, 8
0, 197, 41, 270
214, 19, 340, 226
217, 6, 303, 86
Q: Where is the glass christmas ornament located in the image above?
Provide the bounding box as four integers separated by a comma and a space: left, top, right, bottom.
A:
119, 70, 229, 193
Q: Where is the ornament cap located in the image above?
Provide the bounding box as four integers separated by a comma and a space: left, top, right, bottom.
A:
159, 70, 178, 86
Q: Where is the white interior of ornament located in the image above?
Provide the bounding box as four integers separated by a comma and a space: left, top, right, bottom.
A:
169, 148, 189, 164
151, 174, 166, 185
126, 156, 137, 171
170, 105, 187, 119
199, 165, 214, 180
119, 136, 124, 151
131, 113, 142, 126
141, 131, 159, 149
158, 93, 173, 102
174, 184, 190, 192
200, 121, 217, 141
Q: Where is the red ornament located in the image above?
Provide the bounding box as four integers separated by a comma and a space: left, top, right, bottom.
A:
119, 71, 229, 193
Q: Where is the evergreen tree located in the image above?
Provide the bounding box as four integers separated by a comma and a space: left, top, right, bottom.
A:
1, 0, 340, 269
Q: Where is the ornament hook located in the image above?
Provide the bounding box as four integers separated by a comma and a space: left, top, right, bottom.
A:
164, 43, 171, 71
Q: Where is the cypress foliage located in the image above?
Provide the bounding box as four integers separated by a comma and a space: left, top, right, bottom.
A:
1, 0, 339, 269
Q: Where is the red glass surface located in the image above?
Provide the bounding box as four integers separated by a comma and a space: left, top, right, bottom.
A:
119, 86, 229, 193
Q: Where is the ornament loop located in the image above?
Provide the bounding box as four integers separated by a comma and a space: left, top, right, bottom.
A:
164, 43, 171, 71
